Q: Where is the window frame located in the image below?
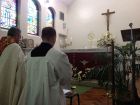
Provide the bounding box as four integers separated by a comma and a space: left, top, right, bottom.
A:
27, 0, 40, 36
48, 7, 55, 28
0, 0, 19, 30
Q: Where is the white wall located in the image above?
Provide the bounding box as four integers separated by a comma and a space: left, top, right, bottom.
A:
67, 0, 140, 49
0, 0, 68, 50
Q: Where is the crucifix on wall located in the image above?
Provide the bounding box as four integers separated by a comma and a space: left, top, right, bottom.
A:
102, 9, 115, 31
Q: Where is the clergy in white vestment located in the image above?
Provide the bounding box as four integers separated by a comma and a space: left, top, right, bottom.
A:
18, 27, 72, 105
0, 27, 25, 105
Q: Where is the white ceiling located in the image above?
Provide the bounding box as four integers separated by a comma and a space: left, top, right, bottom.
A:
60, 0, 75, 6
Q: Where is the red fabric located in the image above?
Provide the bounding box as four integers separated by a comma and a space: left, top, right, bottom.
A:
66, 52, 111, 74
0, 37, 16, 55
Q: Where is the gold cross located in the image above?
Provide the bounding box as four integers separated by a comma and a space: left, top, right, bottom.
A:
102, 9, 115, 31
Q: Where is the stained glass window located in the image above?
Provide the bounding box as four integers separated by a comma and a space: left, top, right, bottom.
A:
27, 0, 39, 35
0, 0, 17, 29
46, 8, 54, 27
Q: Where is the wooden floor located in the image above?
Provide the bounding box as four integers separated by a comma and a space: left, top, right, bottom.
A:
66, 88, 112, 105
136, 78, 140, 97
66, 77, 140, 105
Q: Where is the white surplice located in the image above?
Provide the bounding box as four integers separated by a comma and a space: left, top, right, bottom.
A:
0, 43, 25, 105
18, 48, 72, 105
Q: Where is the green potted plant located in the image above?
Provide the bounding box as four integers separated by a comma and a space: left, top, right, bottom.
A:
96, 44, 132, 105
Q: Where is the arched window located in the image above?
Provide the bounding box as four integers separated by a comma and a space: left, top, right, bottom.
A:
0, 0, 18, 29
27, 0, 40, 35
46, 7, 55, 27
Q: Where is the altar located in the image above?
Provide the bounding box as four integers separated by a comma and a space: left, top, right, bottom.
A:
22, 47, 112, 80
63, 48, 111, 80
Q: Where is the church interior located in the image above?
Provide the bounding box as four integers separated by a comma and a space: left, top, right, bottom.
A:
0, 0, 140, 105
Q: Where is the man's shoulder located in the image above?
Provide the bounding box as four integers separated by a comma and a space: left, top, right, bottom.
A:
9, 43, 20, 47
1, 43, 24, 58
5, 43, 23, 54
49, 48, 65, 56
47, 48, 67, 60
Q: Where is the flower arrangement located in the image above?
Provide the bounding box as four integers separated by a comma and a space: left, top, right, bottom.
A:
72, 66, 95, 81
97, 31, 115, 47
